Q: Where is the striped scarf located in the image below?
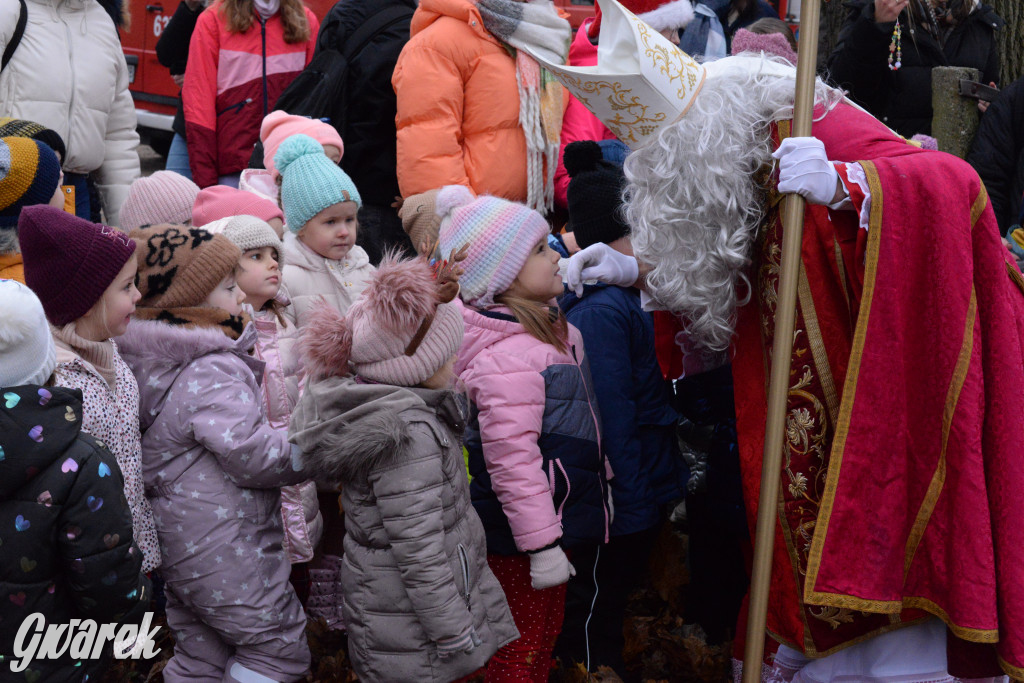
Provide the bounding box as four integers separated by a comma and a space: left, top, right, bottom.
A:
477, 0, 571, 214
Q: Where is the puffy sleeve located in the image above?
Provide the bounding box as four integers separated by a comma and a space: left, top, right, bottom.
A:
183, 9, 221, 188
94, 37, 141, 228
462, 352, 562, 552
182, 356, 307, 488
59, 440, 150, 624
393, 41, 471, 196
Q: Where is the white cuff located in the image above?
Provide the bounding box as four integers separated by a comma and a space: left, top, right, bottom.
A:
844, 162, 873, 232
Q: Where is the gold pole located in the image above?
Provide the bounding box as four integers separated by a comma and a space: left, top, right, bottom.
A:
741, 2, 823, 679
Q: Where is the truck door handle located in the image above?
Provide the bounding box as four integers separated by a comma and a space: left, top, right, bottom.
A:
146, 4, 163, 11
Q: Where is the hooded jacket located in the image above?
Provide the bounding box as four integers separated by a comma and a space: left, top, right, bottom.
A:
116, 319, 308, 643
251, 298, 322, 564
457, 304, 609, 556
183, 3, 319, 187
290, 377, 519, 682
560, 284, 685, 536
0, 0, 140, 227
392, 0, 531, 201
0, 385, 149, 682
281, 233, 375, 330
828, 0, 1001, 137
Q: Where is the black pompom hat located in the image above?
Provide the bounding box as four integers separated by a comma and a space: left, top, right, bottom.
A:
564, 140, 630, 250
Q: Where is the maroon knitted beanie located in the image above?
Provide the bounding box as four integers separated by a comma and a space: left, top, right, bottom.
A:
18, 205, 137, 326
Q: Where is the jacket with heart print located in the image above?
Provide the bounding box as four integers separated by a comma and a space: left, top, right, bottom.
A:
0, 384, 150, 682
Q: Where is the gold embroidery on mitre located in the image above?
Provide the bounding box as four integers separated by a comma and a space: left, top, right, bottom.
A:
520, 0, 707, 149
635, 21, 705, 103
559, 76, 666, 146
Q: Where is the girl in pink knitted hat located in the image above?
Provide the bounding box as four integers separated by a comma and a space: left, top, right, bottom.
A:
239, 110, 345, 203
436, 186, 610, 681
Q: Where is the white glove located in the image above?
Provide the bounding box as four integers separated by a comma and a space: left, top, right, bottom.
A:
773, 137, 844, 206
529, 546, 575, 590
564, 243, 640, 297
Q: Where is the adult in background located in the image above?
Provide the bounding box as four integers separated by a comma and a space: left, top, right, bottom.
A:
705, 0, 777, 50
967, 75, 1024, 236
184, 0, 319, 188
156, 0, 206, 180
0, 0, 140, 227
828, 0, 1001, 138
393, 0, 572, 214
313, 0, 416, 264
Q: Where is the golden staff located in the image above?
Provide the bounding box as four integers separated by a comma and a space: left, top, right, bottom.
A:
741, 1, 823, 679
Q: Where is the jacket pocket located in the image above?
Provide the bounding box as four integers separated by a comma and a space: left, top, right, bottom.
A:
218, 97, 252, 116
548, 458, 571, 520
457, 543, 472, 610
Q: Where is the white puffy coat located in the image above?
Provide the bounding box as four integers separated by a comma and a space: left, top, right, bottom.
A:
0, 0, 140, 227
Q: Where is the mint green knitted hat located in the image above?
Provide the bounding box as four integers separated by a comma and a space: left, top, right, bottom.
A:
275, 134, 361, 233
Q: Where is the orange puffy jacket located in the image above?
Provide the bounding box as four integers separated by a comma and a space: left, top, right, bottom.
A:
393, 0, 529, 202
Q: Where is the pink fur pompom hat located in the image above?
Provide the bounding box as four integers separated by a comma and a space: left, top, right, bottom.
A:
302, 251, 466, 386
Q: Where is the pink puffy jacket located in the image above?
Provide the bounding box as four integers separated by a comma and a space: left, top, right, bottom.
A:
252, 297, 323, 564
455, 303, 609, 554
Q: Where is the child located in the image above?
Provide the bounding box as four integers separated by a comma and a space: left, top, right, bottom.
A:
0, 280, 150, 683
116, 224, 311, 682
240, 110, 345, 202
437, 186, 610, 681
398, 188, 443, 256
192, 184, 286, 236
730, 19, 798, 65
202, 214, 323, 595
555, 141, 684, 673
289, 253, 519, 682
18, 205, 161, 575
120, 170, 201, 232
0, 136, 64, 282
276, 133, 374, 328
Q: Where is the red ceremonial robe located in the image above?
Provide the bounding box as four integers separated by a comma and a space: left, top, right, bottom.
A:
731, 101, 1024, 679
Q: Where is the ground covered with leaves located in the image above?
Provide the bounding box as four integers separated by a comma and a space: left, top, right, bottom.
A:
101, 524, 732, 682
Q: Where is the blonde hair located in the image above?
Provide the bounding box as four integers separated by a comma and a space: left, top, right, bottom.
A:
493, 293, 569, 354
217, 0, 310, 42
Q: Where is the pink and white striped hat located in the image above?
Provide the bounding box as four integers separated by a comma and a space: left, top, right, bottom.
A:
436, 186, 551, 307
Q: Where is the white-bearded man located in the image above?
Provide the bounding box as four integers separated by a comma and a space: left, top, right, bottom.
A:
535, 0, 1024, 679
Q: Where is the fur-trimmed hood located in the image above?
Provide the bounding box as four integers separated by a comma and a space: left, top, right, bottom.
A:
289, 375, 463, 484
116, 318, 262, 430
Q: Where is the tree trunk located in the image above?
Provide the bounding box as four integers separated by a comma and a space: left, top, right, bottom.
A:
816, 0, 850, 74
989, 0, 1023, 86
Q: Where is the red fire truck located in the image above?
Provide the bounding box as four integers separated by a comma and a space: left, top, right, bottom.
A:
122, 0, 597, 156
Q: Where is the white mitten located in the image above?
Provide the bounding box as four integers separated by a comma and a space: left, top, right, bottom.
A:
529, 546, 575, 590
564, 243, 640, 296
773, 137, 845, 206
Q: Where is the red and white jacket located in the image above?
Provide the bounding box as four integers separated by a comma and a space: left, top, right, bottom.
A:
183, 5, 318, 187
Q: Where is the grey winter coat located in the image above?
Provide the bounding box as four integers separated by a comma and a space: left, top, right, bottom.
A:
117, 320, 309, 646
290, 378, 519, 683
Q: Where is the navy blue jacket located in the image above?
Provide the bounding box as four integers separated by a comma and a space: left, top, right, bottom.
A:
559, 284, 684, 536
